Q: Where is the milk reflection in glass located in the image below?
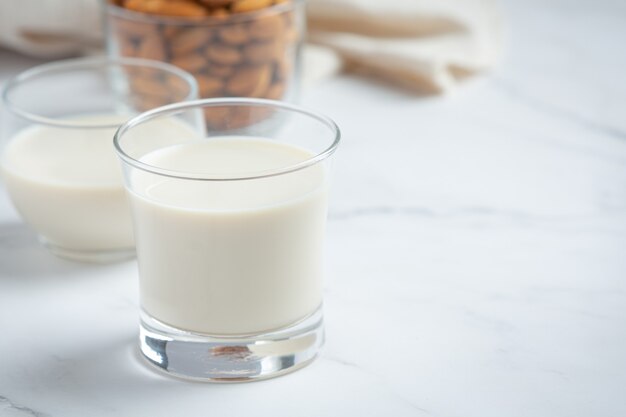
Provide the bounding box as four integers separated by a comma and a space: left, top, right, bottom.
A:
128, 138, 328, 335
0, 114, 197, 253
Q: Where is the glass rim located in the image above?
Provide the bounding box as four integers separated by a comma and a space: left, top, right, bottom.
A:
114, 98, 341, 182
105, 0, 303, 26
0, 56, 199, 129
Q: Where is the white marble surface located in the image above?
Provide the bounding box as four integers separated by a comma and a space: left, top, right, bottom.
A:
1, 0, 626, 416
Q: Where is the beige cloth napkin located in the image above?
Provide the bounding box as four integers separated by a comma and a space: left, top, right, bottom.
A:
307, 0, 502, 93
0, 0, 102, 58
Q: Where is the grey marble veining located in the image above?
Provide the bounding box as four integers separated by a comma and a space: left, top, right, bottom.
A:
0, 395, 49, 417
1, 0, 625, 416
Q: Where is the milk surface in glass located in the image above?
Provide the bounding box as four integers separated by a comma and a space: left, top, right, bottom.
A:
1, 114, 197, 251
129, 138, 328, 335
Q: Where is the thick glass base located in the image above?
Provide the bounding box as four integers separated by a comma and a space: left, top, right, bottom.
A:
139, 307, 324, 382
41, 238, 135, 263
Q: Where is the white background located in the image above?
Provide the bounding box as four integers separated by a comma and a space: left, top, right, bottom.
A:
1, 0, 625, 415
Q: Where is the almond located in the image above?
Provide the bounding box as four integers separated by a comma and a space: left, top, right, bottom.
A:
203, 106, 231, 129
226, 64, 271, 97
136, 34, 166, 60
161, 25, 181, 39
248, 13, 284, 40
197, 74, 223, 96
113, 18, 158, 39
206, 44, 243, 65
170, 27, 212, 56
265, 81, 285, 100
273, 56, 292, 81
165, 73, 196, 100
117, 34, 139, 56
218, 24, 249, 45
199, 0, 234, 7
249, 67, 271, 97
125, 0, 208, 17
242, 39, 283, 63
210, 8, 230, 18
171, 53, 208, 72
231, 0, 273, 13
207, 63, 236, 78
129, 76, 170, 98
230, 106, 273, 128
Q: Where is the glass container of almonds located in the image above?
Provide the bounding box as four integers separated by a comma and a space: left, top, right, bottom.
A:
105, 0, 304, 120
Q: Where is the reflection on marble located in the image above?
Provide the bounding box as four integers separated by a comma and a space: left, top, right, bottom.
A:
1, 0, 626, 415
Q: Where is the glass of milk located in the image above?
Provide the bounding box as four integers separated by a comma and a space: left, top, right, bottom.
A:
114, 98, 340, 381
0, 57, 198, 263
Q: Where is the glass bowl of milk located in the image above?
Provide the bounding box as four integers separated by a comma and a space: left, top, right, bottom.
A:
0, 57, 198, 263
114, 98, 340, 381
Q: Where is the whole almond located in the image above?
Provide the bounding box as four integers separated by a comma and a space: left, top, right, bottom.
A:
206, 44, 243, 65
243, 39, 283, 63
129, 76, 169, 98
218, 24, 249, 45
203, 106, 231, 129
161, 25, 181, 39
166, 73, 196, 100
227, 108, 252, 129
229, 106, 273, 128
125, 0, 208, 17
208, 63, 236, 78
248, 14, 284, 40
210, 8, 230, 18
273, 56, 291, 81
171, 27, 212, 56
265, 81, 285, 100
249, 67, 271, 97
117, 34, 138, 56
137, 34, 166, 60
226, 64, 271, 97
171, 53, 208, 72
197, 74, 223, 96
114, 18, 164, 41
199, 0, 234, 7
231, 0, 273, 13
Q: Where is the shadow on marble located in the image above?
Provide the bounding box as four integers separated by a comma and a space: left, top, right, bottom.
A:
0, 222, 93, 279
18, 335, 231, 405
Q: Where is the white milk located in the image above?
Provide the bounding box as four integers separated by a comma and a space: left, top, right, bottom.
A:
129, 138, 328, 335
1, 114, 198, 253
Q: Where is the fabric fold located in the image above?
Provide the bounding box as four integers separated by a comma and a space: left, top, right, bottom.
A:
307, 0, 502, 93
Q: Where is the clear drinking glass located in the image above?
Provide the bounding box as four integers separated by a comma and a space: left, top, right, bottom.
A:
104, 0, 305, 105
0, 57, 198, 263
114, 98, 340, 381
